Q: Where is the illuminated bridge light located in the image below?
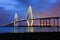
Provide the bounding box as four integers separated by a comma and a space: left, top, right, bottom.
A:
27, 5, 34, 32
14, 12, 18, 33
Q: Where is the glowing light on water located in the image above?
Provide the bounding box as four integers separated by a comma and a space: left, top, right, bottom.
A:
27, 5, 34, 32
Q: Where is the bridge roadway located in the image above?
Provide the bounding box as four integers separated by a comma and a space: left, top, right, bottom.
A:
0, 16, 60, 27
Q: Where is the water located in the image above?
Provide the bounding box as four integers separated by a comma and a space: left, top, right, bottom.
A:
0, 27, 60, 33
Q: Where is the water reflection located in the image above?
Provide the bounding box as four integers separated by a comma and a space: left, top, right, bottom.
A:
0, 27, 60, 33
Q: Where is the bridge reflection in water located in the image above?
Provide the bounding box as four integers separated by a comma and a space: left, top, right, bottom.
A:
0, 27, 60, 33
0, 16, 60, 33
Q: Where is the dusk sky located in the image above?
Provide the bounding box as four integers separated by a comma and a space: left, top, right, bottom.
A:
0, 0, 60, 26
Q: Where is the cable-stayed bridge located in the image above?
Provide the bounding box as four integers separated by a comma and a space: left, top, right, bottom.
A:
0, 5, 60, 33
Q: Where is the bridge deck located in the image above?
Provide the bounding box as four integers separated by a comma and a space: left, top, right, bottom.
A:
0, 16, 60, 27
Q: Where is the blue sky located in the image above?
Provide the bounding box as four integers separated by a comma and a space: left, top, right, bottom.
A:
0, 0, 60, 25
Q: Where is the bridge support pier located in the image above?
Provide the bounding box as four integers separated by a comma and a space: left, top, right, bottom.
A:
49, 19, 51, 26
46, 19, 47, 26
53, 19, 55, 27
57, 18, 59, 27
40, 19, 41, 26
43, 19, 44, 26
57, 18, 59, 32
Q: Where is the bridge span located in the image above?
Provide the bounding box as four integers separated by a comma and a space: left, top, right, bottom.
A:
1, 16, 60, 27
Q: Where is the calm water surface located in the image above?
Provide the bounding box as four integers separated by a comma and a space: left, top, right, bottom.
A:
0, 27, 60, 33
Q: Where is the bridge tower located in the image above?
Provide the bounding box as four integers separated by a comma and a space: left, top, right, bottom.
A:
14, 13, 18, 33
27, 5, 34, 32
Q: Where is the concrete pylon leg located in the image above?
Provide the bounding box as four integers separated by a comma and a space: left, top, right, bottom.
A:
14, 13, 18, 33
27, 5, 34, 32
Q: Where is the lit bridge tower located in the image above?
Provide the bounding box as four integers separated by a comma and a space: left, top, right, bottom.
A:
14, 13, 18, 33
27, 5, 34, 32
